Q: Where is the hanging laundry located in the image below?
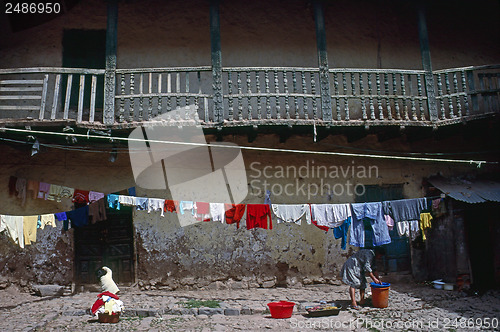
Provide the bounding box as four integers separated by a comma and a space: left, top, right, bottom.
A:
135, 197, 148, 211
26, 180, 39, 200
148, 198, 165, 217
311, 204, 351, 228
246, 204, 272, 230
46, 185, 62, 201
37, 182, 50, 200
73, 189, 90, 205
8, 176, 17, 196
89, 191, 105, 203
384, 214, 394, 231
0, 215, 24, 248
224, 204, 245, 228
419, 213, 433, 241
164, 200, 180, 214
397, 220, 419, 240
383, 198, 427, 223
107, 194, 120, 210
349, 202, 391, 247
210, 203, 226, 223
409, 220, 420, 241
333, 216, 352, 250
59, 186, 74, 199
118, 195, 135, 206
128, 187, 136, 196
55, 212, 67, 222
23, 215, 38, 246
195, 202, 210, 221
66, 205, 89, 229
15, 177, 27, 205
88, 198, 107, 224
271, 204, 309, 225
432, 198, 441, 210
179, 201, 195, 215
39, 214, 56, 229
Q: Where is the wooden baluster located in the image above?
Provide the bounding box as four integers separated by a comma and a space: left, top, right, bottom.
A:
283, 70, 290, 120
342, 72, 349, 120
409, 75, 417, 120
453, 72, 462, 117
246, 71, 251, 120
359, 73, 367, 120
175, 73, 180, 119
334, 72, 340, 120
265, 71, 271, 119
118, 74, 124, 122
148, 72, 153, 120
376, 73, 383, 120
417, 74, 425, 120
166, 73, 172, 121
436, 74, 446, 119
63, 74, 73, 120
129, 73, 135, 121
256, 71, 262, 120
237, 72, 243, 121
293, 71, 299, 119
461, 71, 469, 116
311, 72, 317, 120
227, 71, 234, 121
89, 74, 97, 122
445, 73, 454, 117
384, 73, 392, 120
138, 73, 144, 121
401, 73, 409, 120
367, 73, 375, 120
393, 73, 401, 120
196, 72, 201, 117
275, 70, 281, 119
185, 71, 190, 110
349, 72, 356, 121
39, 74, 49, 120
157, 73, 162, 117
77, 75, 85, 123
302, 71, 308, 120
51, 74, 61, 120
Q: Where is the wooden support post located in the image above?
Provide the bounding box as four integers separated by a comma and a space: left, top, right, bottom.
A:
417, 3, 438, 122
313, 0, 332, 122
104, 0, 118, 125
210, 0, 223, 123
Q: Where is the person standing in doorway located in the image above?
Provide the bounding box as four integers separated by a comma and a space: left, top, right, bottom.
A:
340, 247, 385, 309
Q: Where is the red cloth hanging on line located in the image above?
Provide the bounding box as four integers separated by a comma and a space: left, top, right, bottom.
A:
246, 204, 272, 230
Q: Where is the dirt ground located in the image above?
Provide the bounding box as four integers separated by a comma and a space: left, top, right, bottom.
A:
0, 282, 499, 331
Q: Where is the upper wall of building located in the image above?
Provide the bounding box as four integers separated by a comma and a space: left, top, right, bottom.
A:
1, 0, 499, 70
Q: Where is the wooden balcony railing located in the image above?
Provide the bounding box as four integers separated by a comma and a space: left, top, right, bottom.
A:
0, 64, 498, 128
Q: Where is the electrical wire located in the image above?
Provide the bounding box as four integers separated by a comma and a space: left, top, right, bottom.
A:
0, 127, 497, 166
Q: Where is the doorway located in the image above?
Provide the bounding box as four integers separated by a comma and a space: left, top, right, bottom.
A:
74, 207, 135, 285
356, 184, 410, 273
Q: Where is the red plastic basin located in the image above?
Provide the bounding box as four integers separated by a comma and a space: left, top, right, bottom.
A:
267, 301, 295, 319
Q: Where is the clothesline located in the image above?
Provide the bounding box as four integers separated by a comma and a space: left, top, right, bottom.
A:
3, 175, 445, 251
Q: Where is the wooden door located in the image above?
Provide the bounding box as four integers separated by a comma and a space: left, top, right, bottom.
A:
74, 207, 134, 285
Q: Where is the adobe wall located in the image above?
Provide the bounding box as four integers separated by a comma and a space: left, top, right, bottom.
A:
0, 126, 497, 288
1, 0, 499, 70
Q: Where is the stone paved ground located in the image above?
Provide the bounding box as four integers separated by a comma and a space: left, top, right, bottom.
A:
0, 282, 499, 331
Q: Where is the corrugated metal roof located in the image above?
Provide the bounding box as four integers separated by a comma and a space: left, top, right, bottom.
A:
428, 177, 500, 204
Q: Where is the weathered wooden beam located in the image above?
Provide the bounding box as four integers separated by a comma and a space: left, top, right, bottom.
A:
210, 0, 223, 123
417, 3, 438, 123
104, 0, 118, 125
313, 0, 332, 122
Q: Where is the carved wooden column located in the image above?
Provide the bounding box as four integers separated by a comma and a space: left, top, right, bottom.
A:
417, 3, 438, 122
210, 0, 223, 123
104, 0, 118, 125
313, 0, 332, 122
